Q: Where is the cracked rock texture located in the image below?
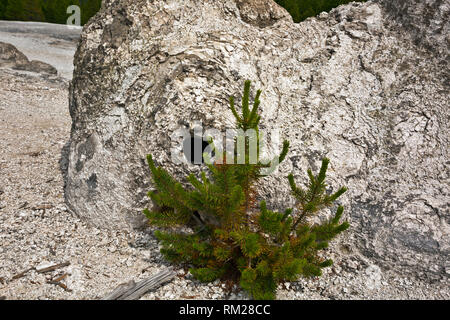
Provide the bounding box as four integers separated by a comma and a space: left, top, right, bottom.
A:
66, 0, 449, 282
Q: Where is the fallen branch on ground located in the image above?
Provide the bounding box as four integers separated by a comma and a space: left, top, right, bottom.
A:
47, 280, 72, 292
36, 261, 70, 274
102, 268, 176, 300
12, 267, 34, 280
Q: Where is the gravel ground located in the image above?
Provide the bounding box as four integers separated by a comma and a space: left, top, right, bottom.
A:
0, 68, 448, 300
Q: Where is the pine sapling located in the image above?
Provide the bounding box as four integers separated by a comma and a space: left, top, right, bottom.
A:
144, 80, 349, 299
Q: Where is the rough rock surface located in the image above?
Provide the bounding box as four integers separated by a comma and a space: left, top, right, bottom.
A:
379, 0, 449, 58
66, 0, 449, 283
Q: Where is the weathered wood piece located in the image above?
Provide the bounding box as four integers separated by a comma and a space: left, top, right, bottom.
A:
102, 268, 175, 300
36, 261, 70, 273
11, 267, 34, 280
47, 280, 72, 292
103, 280, 136, 300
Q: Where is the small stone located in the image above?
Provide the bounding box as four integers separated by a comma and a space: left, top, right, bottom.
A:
347, 260, 358, 270
19, 211, 28, 218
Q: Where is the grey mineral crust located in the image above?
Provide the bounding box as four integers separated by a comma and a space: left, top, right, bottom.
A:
66, 0, 449, 282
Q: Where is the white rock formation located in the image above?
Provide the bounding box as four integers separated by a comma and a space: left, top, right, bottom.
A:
66, 0, 449, 281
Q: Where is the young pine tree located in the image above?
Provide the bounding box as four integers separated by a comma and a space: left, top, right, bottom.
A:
144, 81, 349, 299
275, 0, 365, 22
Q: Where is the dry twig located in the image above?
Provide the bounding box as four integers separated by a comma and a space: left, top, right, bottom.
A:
37, 261, 70, 274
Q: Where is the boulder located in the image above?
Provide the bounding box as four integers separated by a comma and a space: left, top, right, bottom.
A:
66, 0, 449, 281
0, 41, 29, 69
0, 41, 58, 75
15, 59, 58, 75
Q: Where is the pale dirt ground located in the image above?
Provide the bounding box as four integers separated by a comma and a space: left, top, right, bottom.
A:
0, 21, 448, 300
